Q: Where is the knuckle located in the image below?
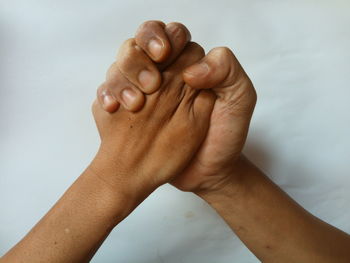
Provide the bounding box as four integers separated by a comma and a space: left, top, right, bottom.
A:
212, 46, 236, 66
91, 99, 99, 115
231, 78, 257, 112
212, 46, 243, 81
250, 84, 258, 105
106, 62, 117, 79
116, 38, 136, 58
96, 84, 104, 99
117, 42, 138, 69
167, 21, 185, 27
167, 21, 186, 32
215, 46, 234, 57
241, 73, 255, 98
166, 22, 191, 43
137, 20, 164, 35
123, 38, 136, 49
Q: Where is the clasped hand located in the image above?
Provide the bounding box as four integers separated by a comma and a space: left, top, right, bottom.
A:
91, 21, 256, 200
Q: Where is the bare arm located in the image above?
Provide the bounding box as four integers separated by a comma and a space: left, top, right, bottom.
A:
1, 27, 213, 262
95, 20, 350, 262
1, 162, 142, 263
197, 156, 350, 263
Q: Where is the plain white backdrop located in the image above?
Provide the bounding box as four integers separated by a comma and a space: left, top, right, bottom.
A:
1, 1, 349, 262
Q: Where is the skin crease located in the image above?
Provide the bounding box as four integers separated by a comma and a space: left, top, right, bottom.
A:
1, 37, 215, 263
92, 41, 216, 193
2, 21, 350, 263
98, 21, 192, 112
99, 20, 257, 193
97, 21, 350, 263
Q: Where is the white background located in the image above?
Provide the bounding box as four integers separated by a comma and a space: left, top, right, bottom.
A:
1, 1, 349, 262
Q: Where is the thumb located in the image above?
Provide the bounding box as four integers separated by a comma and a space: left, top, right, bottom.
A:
183, 47, 256, 105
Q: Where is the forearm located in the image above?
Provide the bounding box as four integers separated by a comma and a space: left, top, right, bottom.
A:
197, 156, 350, 263
1, 153, 148, 263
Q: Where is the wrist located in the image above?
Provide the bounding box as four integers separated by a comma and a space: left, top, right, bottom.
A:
87, 147, 157, 220
195, 155, 263, 205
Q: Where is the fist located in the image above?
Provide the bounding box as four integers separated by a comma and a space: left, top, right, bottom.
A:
96, 21, 257, 194
91, 40, 215, 197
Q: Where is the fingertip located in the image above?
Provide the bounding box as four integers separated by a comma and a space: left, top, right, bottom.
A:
120, 88, 145, 112
138, 68, 162, 94
135, 20, 171, 63
102, 98, 120, 113
148, 38, 167, 62
183, 62, 210, 88
97, 84, 120, 113
126, 93, 145, 112
150, 38, 171, 63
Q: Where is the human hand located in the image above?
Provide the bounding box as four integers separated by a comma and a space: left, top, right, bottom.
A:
90, 39, 215, 204
171, 47, 257, 193
97, 20, 191, 112
97, 21, 257, 194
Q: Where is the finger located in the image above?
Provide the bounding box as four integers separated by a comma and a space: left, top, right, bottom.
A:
156, 22, 191, 71
91, 99, 100, 118
135, 20, 171, 63
108, 22, 191, 113
103, 21, 193, 113
192, 89, 216, 121
97, 83, 120, 113
113, 38, 162, 94
183, 47, 255, 101
165, 42, 205, 76
105, 67, 145, 112
157, 42, 205, 101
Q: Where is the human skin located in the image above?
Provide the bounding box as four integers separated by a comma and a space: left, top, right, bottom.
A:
100, 20, 257, 192
98, 21, 350, 262
0, 39, 215, 262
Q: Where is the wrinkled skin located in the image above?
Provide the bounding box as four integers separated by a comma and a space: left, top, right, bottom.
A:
92, 41, 215, 195
97, 21, 257, 193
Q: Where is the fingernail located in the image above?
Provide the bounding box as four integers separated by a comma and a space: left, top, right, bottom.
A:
148, 39, 163, 59
185, 62, 209, 77
121, 88, 136, 108
103, 94, 115, 106
102, 94, 119, 112
138, 70, 154, 90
